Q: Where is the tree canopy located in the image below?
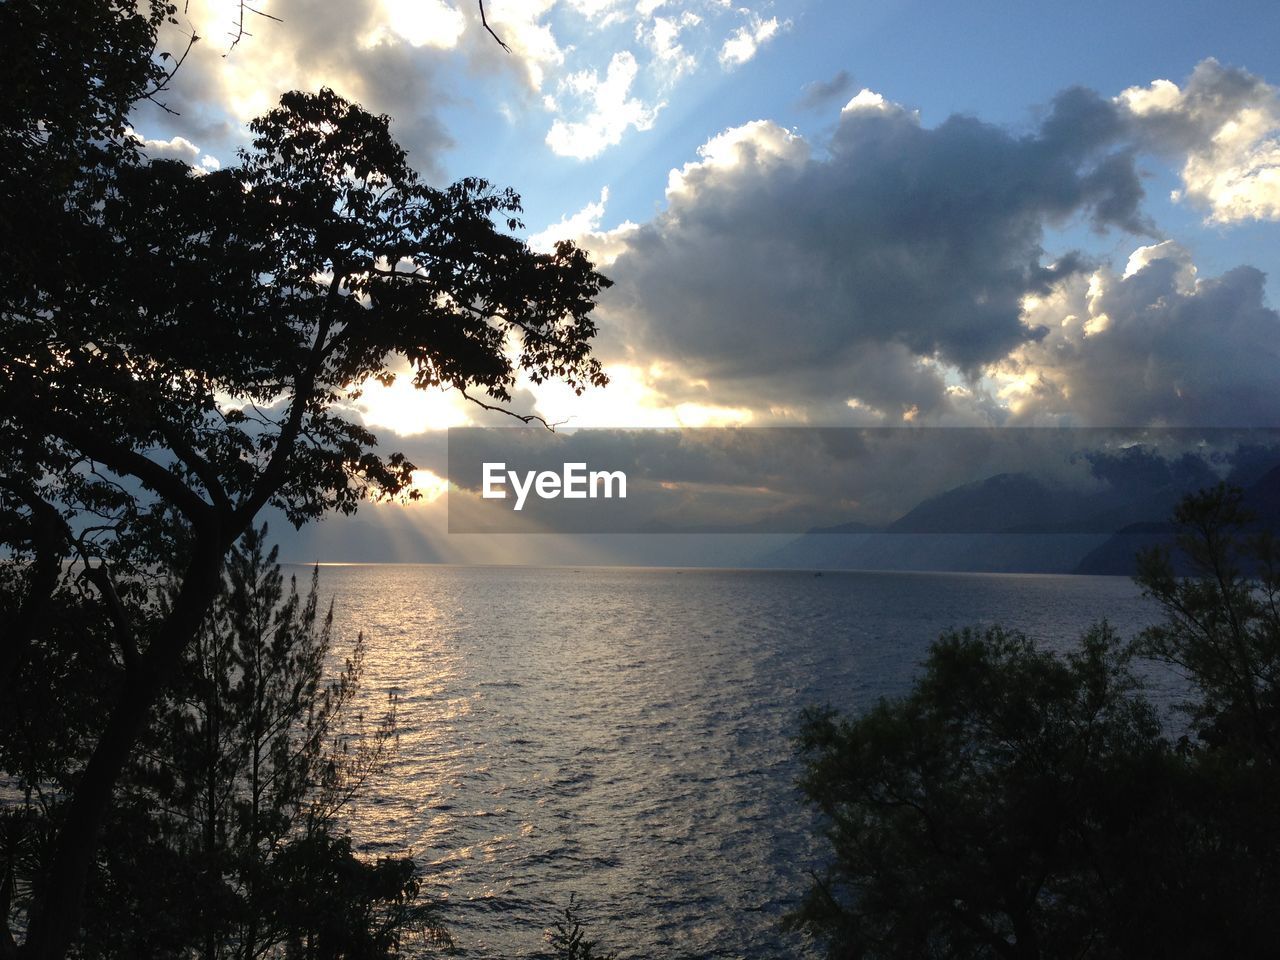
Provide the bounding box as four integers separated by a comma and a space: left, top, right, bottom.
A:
790, 485, 1280, 959
75, 527, 442, 959
0, 3, 611, 956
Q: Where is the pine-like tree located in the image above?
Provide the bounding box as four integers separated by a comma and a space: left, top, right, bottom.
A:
79, 527, 443, 959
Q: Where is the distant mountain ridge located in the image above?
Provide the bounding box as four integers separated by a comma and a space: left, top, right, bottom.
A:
758, 454, 1280, 575
1074, 463, 1280, 575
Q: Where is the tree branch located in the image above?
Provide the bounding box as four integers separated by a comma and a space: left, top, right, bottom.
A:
0, 478, 72, 701
233, 275, 344, 533
79, 559, 141, 675
478, 0, 511, 52
154, 418, 233, 512
457, 386, 563, 430
142, 27, 200, 115
47, 412, 213, 525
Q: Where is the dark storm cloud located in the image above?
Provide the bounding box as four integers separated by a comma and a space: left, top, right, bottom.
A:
595, 85, 1148, 418
798, 70, 855, 110
1009, 244, 1280, 427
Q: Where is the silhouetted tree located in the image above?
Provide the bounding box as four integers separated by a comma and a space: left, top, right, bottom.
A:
544, 897, 617, 960
788, 624, 1173, 959
71, 527, 443, 959
0, 3, 610, 954
1135, 484, 1280, 759
791, 485, 1280, 958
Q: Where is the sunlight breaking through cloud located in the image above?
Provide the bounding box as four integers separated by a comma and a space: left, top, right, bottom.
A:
356, 376, 473, 436
1118, 59, 1280, 223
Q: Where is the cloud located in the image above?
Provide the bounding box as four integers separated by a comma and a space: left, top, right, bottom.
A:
128, 129, 222, 173
133, 32, 1280, 432
462, 0, 565, 91
365, 0, 466, 48
565, 0, 627, 21
140, 0, 457, 177
139, 0, 804, 170
997, 241, 1280, 426
798, 69, 854, 110
527, 187, 641, 266
1118, 59, 1280, 223
636, 10, 701, 80
718, 12, 786, 68
528, 187, 614, 252
841, 88, 890, 114
580, 84, 1148, 421
545, 51, 664, 159
538, 66, 1280, 428
136, 132, 202, 163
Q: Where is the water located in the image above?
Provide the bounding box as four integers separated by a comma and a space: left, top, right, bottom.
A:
303, 565, 1162, 959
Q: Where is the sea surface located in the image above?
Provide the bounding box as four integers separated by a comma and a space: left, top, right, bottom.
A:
306, 564, 1166, 959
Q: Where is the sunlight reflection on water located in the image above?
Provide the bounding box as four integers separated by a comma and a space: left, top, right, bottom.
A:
303, 565, 1162, 959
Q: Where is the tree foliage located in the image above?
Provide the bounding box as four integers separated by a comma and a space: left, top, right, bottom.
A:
791, 484, 1280, 959
1135, 484, 1280, 758
544, 896, 617, 960
1, 2, 611, 955
0, 0, 174, 182
5, 527, 444, 959
5, 83, 608, 534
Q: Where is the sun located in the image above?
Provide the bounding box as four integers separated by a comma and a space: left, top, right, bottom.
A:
355, 376, 472, 436
407, 469, 450, 504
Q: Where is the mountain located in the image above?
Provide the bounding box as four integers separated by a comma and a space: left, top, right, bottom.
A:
885, 473, 1092, 534
758, 472, 1132, 573
759, 529, 1110, 573
758, 457, 1280, 575
1074, 463, 1280, 576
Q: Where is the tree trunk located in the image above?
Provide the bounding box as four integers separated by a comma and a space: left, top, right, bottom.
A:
19, 539, 224, 960
1, 488, 67, 709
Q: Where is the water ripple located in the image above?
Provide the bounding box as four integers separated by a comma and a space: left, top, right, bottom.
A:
304, 565, 1161, 959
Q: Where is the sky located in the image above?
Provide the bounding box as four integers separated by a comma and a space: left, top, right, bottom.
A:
131, 0, 1280, 561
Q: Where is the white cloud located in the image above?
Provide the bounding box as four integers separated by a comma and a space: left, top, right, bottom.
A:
1180, 111, 1280, 222
1118, 59, 1280, 223
364, 0, 466, 48
1117, 77, 1182, 116
718, 12, 785, 69
153, 0, 781, 171
144, 0, 457, 176
1122, 239, 1194, 290
528, 187, 612, 252
585, 87, 1161, 424
566, 0, 628, 25
527, 187, 640, 265
841, 88, 890, 114
137, 132, 201, 163
637, 11, 701, 80
131, 130, 223, 173
355, 370, 474, 435
545, 52, 664, 159
523, 362, 754, 427
665, 119, 806, 197
474, 0, 565, 90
